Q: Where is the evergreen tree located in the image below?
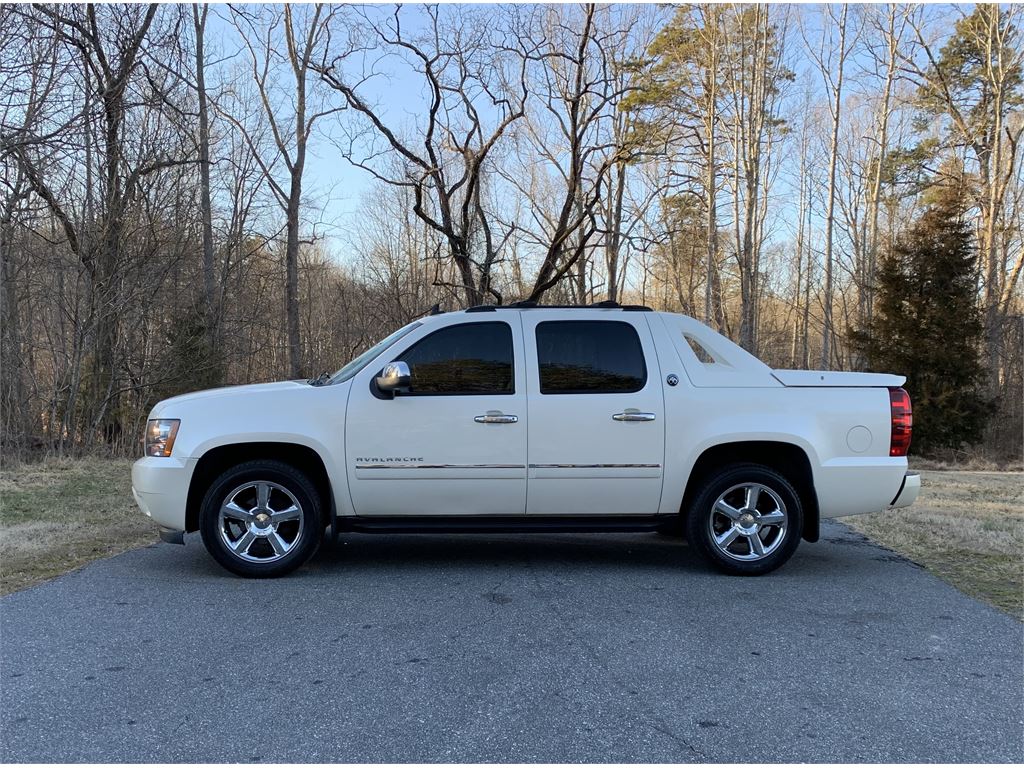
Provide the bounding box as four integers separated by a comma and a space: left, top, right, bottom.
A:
156, 308, 225, 401
850, 181, 991, 455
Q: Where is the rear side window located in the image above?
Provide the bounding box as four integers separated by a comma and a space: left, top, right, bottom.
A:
536, 321, 646, 394
395, 322, 514, 395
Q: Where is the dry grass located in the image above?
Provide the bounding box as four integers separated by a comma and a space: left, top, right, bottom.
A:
847, 470, 1024, 620
911, 456, 1024, 472
0, 457, 157, 595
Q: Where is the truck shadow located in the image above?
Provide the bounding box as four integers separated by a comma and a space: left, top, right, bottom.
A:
156, 529, 841, 582
309, 532, 707, 575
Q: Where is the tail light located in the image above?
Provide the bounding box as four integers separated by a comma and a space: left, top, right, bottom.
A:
888, 387, 913, 457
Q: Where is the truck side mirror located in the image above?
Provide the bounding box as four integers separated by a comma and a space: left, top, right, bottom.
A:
376, 361, 412, 395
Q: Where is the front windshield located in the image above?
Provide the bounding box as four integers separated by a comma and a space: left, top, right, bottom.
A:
327, 322, 421, 385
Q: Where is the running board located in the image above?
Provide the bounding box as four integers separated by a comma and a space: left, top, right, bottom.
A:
335, 515, 673, 534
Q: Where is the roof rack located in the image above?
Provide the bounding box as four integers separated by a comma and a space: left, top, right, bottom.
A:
464, 300, 652, 313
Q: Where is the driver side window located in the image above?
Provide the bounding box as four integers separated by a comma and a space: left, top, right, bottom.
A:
395, 322, 514, 395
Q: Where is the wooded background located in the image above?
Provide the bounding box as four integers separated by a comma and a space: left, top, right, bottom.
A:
1, 3, 1021, 461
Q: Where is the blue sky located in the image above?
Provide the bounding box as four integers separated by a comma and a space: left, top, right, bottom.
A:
203, 4, 964, 272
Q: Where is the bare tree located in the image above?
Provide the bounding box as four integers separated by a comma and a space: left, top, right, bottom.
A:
317, 5, 528, 307
192, 4, 217, 348
723, 5, 792, 352
626, 5, 728, 327
804, 3, 855, 369
225, 3, 340, 377
1, 4, 1020, 463
860, 4, 909, 331
10, 4, 167, 442
509, 4, 644, 303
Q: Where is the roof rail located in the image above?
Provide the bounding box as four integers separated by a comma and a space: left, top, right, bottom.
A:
464, 300, 652, 313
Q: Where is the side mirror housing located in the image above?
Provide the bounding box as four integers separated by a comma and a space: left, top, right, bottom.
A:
376, 361, 412, 395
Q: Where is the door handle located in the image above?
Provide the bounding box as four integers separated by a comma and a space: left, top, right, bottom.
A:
612, 410, 656, 422
474, 412, 518, 424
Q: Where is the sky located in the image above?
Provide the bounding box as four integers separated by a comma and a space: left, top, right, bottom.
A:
201, 4, 966, 274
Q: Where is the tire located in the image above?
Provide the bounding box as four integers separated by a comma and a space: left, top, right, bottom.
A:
685, 462, 802, 576
199, 460, 324, 578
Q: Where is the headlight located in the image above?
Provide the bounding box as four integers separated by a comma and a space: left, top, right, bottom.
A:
145, 419, 180, 457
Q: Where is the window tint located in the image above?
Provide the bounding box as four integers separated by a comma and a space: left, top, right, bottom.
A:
536, 321, 646, 394
395, 322, 514, 395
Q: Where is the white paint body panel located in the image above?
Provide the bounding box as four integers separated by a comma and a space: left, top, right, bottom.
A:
132, 309, 916, 533
771, 369, 906, 388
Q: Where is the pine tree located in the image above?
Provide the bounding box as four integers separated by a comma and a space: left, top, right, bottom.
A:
850, 181, 991, 455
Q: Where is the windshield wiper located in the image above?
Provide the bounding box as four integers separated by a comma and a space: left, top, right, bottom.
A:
307, 371, 331, 387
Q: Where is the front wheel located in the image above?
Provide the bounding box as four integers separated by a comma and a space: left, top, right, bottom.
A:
199, 460, 324, 578
686, 463, 802, 576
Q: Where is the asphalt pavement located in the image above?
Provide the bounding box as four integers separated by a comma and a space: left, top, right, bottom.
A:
1, 521, 1022, 762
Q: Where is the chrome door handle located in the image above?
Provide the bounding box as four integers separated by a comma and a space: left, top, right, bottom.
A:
612, 410, 656, 422
474, 412, 518, 424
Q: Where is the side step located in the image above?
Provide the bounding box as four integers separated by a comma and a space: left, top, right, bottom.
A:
335, 515, 674, 535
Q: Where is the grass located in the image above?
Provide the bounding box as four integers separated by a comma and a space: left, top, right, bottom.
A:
0, 458, 157, 595
847, 470, 1024, 621
0, 460, 1021, 620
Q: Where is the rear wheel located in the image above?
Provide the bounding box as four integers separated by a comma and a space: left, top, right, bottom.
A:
686, 463, 802, 576
199, 460, 323, 578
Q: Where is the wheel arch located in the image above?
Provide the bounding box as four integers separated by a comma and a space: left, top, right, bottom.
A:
186, 442, 333, 532
680, 440, 820, 542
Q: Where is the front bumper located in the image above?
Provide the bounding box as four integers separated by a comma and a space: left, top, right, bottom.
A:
890, 471, 921, 508
132, 456, 195, 533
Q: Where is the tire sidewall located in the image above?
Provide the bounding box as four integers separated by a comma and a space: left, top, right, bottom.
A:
686, 463, 803, 576
200, 460, 323, 578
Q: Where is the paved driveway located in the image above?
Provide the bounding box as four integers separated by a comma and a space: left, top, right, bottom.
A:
1, 521, 1021, 762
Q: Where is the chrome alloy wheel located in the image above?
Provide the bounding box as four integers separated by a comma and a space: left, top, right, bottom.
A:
707, 482, 788, 561
217, 481, 304, 563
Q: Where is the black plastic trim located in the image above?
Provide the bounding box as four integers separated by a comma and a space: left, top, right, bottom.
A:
889, 471, 918, 506
158, 527, 184, 545
335, 515, 673, 534
462, 302, 654, 312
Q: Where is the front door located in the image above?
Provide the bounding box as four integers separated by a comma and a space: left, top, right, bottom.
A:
345, 319, 528, 516
520, 313, 666, 515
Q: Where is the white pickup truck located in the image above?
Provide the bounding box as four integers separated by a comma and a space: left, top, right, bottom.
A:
132, 303, 919, 578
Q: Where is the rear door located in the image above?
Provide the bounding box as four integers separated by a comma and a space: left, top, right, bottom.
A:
520, 312, 666, 515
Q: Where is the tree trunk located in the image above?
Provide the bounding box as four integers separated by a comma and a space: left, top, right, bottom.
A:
864, 6, 900, 337
193, 4, 218, 347
605, 158, 626, 303
285, 180, 303, 378
821, 4, 848, 371
705, 60, 719, 329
